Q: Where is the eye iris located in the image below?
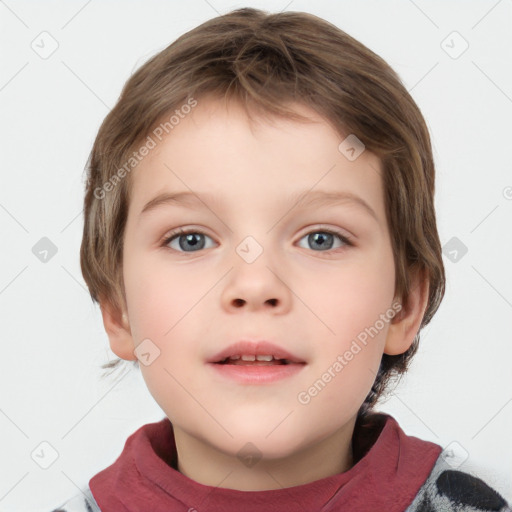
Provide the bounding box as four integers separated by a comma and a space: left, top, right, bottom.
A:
309, 232, 333, 250
180, 233, 205, 251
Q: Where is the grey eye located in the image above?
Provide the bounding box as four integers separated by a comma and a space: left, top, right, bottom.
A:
297, 231, 346, 251
166, 231, 215, 252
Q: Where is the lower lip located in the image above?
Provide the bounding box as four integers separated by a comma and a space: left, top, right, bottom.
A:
208, 362, 306, 384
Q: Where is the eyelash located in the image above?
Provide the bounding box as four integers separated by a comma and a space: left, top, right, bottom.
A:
160, 226, 354, 255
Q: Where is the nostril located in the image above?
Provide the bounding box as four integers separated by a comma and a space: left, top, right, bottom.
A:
233, 298, 245, 307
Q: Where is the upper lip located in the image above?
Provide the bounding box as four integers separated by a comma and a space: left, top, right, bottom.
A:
208, 340, 306, 364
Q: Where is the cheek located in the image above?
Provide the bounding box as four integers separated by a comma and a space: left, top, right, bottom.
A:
123, 254, 211, 420
299, 249, 395, 404
306, 251, 395, 340
123, 253, 215, 389
124, 252, 207, 340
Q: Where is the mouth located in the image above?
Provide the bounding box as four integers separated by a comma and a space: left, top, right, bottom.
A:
208, 340, 306, 365
208, 341, 306, 384
215, 355, 297, 366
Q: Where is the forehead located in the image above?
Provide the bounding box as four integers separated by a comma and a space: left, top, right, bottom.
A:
128, 97, 386, 224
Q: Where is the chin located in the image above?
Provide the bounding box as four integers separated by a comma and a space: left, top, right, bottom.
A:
219, 416, 311, 459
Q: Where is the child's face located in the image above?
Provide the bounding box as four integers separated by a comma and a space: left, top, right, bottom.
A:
118, 97, 402, 461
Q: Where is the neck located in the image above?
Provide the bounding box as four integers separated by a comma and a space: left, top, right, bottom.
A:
172, 416, 357, 491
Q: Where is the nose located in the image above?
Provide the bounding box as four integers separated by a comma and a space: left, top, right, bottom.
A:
221, 255, 292, 314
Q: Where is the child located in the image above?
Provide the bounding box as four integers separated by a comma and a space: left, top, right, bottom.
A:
53, 7, 510, 512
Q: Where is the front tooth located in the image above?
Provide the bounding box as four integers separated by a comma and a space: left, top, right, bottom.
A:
256, 355, 273, 361
229, 355, 241, 360
241, 354, 256, 361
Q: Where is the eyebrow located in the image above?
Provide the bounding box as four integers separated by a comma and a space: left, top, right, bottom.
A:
140, 189, 378, 221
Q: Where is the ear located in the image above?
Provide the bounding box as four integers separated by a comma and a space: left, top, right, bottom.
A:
384, 267, 430, 356
99, 297, 137, 361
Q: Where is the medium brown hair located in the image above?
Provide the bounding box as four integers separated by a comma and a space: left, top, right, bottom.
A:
80, 7, 445, 415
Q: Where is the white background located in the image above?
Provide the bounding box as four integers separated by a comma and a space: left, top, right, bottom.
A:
1, 0, 511, 510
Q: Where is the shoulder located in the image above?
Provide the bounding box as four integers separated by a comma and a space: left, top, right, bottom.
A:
406, 453, 511, 512
50, 486, 101, 512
